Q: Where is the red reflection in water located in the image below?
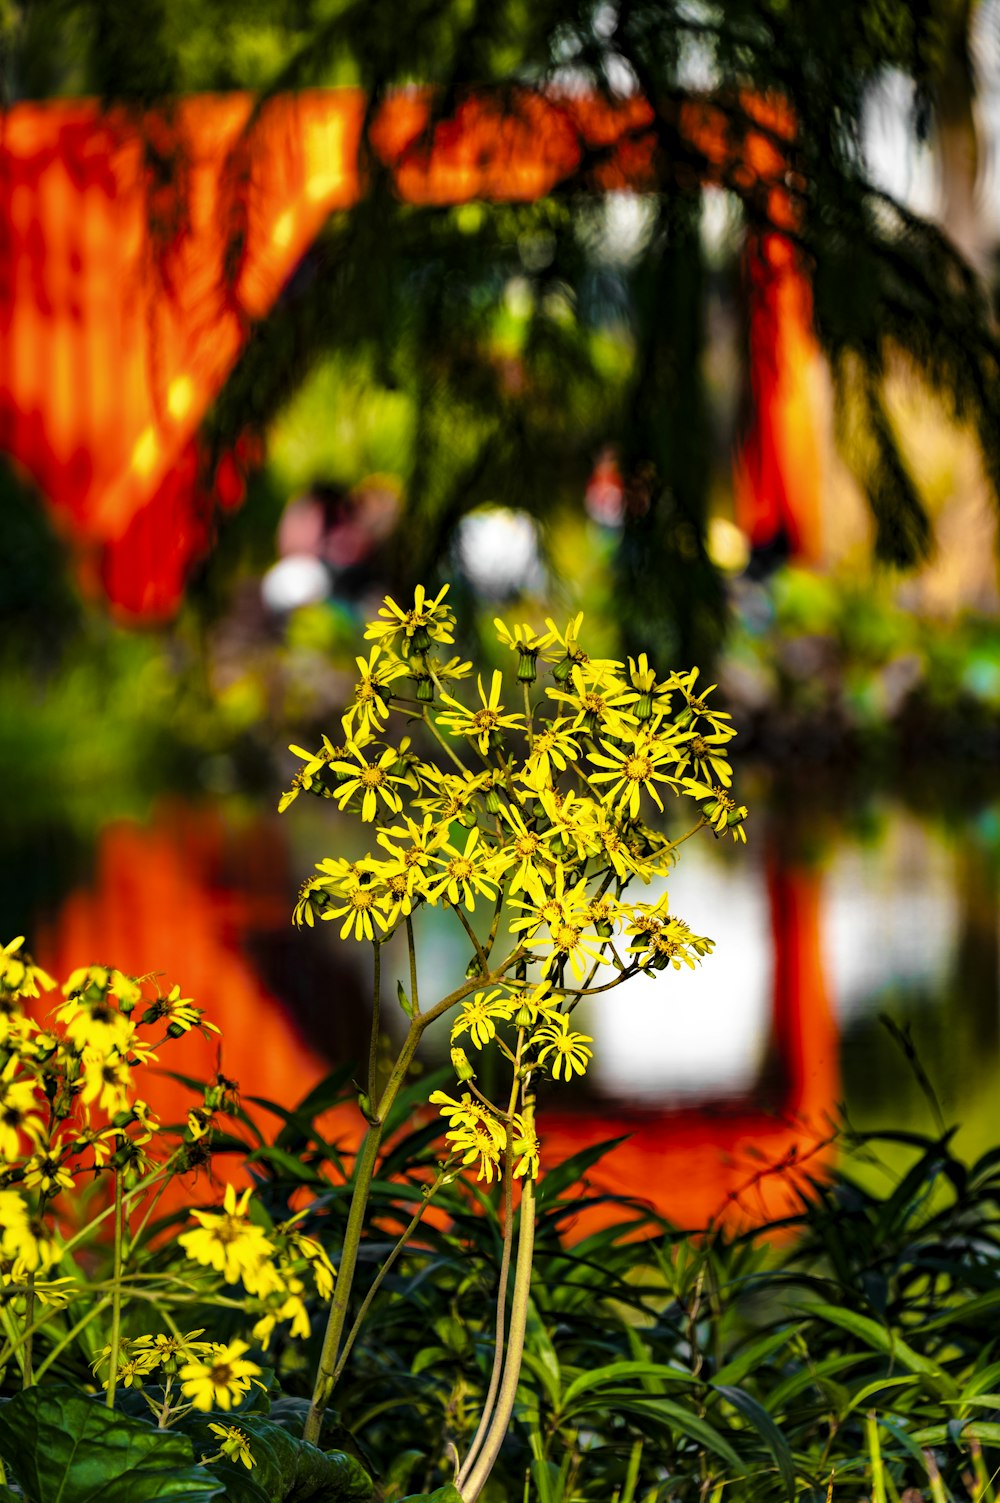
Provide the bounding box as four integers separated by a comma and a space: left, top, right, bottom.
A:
0, 88, 817, 615
35, 811, 836, 1230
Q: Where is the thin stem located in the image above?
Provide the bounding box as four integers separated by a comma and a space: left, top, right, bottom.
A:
452, 903, 489, 975
553, 967, 641, 999
457, 1034, 524, 1491
460, 1174, 537, 1503
522, 683, 534, 751
422, 707, 471, 774
303, 954, 525, 1447
33, 1297, 111, 1383
331, 1171, 446, 1385
105, 1170, 125, 1408
406, 916, 420, 1015
485, 889, 504, 960
368, 941, 382, 1105
21, 1271, 35, 1389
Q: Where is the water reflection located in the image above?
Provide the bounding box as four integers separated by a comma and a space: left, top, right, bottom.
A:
12, 784, 1000, 1230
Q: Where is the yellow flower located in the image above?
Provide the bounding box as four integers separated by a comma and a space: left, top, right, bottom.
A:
322, 877, 391, 943
493, 619, 556, 682
364, 583, 455, 656
141, 984, 220, 1039
450, 989, 515, 1050
533, 1016, 594, 1080
673, 669, 737, 737
516, 717, 581, 789
179, 1183, 278, 1292
80, 1049, 134, 1116
546, 663, 636, 738
533, 787, 597, 862
510, 1111, 540, 1179
413, 766, 490, 823
329, 742, 408, 822
0, 1061, 44, 1162
425, 827, 499, 912
23, 1152, 74, 1195
278, 736, 349, 812
56, 993, 132, 1056
436, 671, 525, 755
0, 938, 55, 999
376, 815, 448, 872
179, 1339, 262, 1412
588, 731, 680, 818
494, 805, 558, 905
429, 1091, 506, 1183
674, 730, 734, 788
341, 646, 408, 740
208, 1422, 257, 1469
680, 778, 748, 842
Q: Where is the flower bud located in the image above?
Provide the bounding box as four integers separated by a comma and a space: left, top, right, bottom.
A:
411, 626, 431, 654
415, 675, 435, 702
484, 787, 502, 815
451, 1047, 476, 1082
635, 691, 653, 722
514, 1003, 534, 1028
516, 652, 537, 683
552, 655, 575, 683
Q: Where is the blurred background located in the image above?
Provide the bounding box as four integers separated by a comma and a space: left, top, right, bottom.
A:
2, 0, 1000, 1226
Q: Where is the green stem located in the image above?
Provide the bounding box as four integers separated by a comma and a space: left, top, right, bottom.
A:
452, 903, 488, 975
522, 683, 534, 751
406, 916, 420, 1015
303, 956, 525, 1448
422, 707, 471, 774
21, 1271, 35, 1389
368, 941, 381, 1105
460, 1174, 536, 1503
331, 1171, 446, 1386
105, 1170, 125, 1409
457, 1037, 524, 1491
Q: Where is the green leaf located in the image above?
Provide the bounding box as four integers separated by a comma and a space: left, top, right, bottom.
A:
397, 979, 415, 1017
399, 1489, 463, 1502
558, 1361, 697, 1418
183, 1415, 372, 1503
713, 1330, 792, 1388
713, 1385, 797, 1503
535, 1137, 630, 1209
0, 1387, 223, 1503
802, 1303, 956, 1394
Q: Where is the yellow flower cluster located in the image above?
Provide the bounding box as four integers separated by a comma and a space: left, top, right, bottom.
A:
179, 1183, 335, 1350
281, 591, 746, 1186
0, 944, 221, 1286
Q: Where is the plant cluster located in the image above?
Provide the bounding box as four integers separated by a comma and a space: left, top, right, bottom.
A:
277, 584, 748, 1496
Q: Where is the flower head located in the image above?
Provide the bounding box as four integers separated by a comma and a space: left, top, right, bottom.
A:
179, 1339, 262, 1412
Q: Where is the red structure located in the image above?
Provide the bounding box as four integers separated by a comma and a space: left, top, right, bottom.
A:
0, 87, 820, 616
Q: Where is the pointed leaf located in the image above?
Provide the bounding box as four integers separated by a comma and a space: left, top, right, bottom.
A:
714, 1385, 797, 1503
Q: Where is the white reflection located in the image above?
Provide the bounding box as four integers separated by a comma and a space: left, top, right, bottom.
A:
261, 554, 330, 613
586, 846, 771, 1103
455, 507, 546, 598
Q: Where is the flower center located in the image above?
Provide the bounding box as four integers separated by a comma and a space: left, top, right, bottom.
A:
360, 764, 384, 789
583, 694, 605, 714
516, 834, 539, 857
712, 787, 734, 809
691, 735, 708, 755
209, 1361, 234, 1386
472, 708, 500, 732
449, 858, 473, 880
624, 756, 652, 781
351, 890, 375, 911
554, 924, 579, 950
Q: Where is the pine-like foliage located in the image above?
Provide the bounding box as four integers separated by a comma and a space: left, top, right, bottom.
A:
3, 0, 998, 657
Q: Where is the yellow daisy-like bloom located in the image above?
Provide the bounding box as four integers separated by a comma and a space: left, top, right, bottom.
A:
450, 989, 515, 1050
429, 1090, 506, 1183
587, 806, 655, 882
534, 787, 597, 863
619, 652, 676, 725
208, 1422, 257, 1470
0, 938, 55, 999
322, 877, 391, 943
510, 1111, 540, 1179
370, 861, 418, 929
5, 1213, 59, 1273
330, 742, 408, 823
179, 1339, 262, 1412
546, 663, 636, 738
673, 669, 737, 737
277, 736, 347, 812
179, 1183, 278, 1291
508, 864, 587, 941
23, 1151, 74, 1195
0, 1062, 44, 1162
674, 730, 734, 788
341, 646, 408, 741
516, 717, 581, 791
425, 827, 499, 912
588, 731, 680, 819
0, 997, 38, 1052
681, 778, 749, 842
493, 619, 556, 683
543, 612, 621, 682
495, 805, 558, 905
534, 913, 610, 982
56, 994, 132, 1057
376, 814, 448, 873
533, 1017, 594, 1080
80, 1049, 133, 1116
364, 583, 455, 656
413, 766, 490, 823
437, 670, 525, 756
